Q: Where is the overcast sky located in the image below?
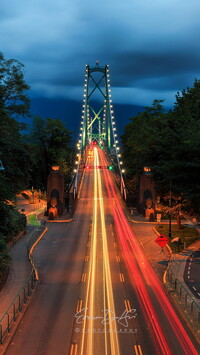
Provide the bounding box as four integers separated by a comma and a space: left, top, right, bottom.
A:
1, 0, 200, 112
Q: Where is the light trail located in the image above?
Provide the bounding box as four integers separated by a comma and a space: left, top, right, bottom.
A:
112, 202, 171, 355
80, 148, 98, 354
113, 190, 198, 354
100, 148, 198, 355
96, 148, 120, 355
80, 147, 120, 355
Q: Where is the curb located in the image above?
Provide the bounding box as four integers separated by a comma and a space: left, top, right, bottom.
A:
0, 226, 48, 350
46, 218, 73, 223
131, 219, 177, 225
28, 227, 48, 280
152, 226, 172, 284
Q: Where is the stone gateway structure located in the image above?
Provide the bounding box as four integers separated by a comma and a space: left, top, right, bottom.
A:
138, 170, 156, 218
46, 166, 64, 218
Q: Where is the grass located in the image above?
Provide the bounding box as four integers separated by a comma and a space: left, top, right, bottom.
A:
27, 214, 40, 226
156, 224, 199, 252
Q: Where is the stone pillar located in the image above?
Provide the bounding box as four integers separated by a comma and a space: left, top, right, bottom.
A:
138, 172, 156, 214
47, 166, 64, 218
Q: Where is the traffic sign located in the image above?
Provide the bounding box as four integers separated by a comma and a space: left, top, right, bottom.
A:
155, 234, 169, 248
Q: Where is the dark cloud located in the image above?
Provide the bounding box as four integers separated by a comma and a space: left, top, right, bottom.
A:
0, 0, 200, 108
111, 47, 200, 85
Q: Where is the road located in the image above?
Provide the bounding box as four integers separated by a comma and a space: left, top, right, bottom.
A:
184, 251, 200, 299
5, 147, 200, 355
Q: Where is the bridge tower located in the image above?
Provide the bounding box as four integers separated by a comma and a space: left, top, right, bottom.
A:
80, 61, 114, 151
73, 62, 126, 201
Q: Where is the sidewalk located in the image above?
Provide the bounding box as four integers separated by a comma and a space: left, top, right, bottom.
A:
0, 197, 46, 319
0, 207, 73, 318
167, 239, 200, 304
0, 228, 34, 319
130, 214, 200, 301
130, 215, 171, 279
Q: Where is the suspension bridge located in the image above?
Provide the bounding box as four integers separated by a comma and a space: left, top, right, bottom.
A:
72, 61, 126, 201
2, 63, 199, 355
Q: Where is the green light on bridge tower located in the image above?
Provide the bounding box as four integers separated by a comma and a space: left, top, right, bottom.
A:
80, 62, 115, 151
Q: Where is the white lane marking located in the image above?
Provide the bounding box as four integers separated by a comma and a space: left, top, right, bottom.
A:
134, 345, 143, 355
119, 273, 125, 282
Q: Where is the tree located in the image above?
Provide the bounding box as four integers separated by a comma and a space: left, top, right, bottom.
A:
121, 99, 167, 177
28, 116, 72, 189
0, 108, 32, 201
122, 83, 200, 213
0, 52, 31, 200
0, 52, 30, 119
0, 52, 30, 274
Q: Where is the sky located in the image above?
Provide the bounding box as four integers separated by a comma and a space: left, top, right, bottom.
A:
1, 0, 200, 134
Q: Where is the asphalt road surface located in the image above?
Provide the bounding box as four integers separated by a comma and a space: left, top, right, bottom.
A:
5, 147, 200, 355
184, 251, 200, 299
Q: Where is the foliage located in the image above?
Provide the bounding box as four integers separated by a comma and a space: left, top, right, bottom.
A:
121, 99, 168, 176
0, 52, 75, 283
122, 81, 200, 213
0, 54, 31, 201
0, 52, 30, 119
0, 232, 10, 285
0, 203, 26, 243
24, 116, 73, 189
0, 52, 30, 283
0, 122, 32, 201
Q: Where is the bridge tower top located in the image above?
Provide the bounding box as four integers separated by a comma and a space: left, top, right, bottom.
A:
80, 62, 116, 151
73, 63, 126, 200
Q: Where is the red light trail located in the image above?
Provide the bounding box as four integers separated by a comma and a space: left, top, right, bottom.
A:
99, 148, 198, 355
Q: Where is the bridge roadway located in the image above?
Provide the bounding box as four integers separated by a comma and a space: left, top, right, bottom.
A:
5, 147, 200, 355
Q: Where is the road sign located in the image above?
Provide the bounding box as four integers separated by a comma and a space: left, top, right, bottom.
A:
155, 234, 169, 248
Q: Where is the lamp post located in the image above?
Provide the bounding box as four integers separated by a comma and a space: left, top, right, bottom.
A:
169, 181, 172, 239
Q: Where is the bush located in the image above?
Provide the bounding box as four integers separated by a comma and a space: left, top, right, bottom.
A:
0, 234, 10, 286
0, 203, 26, 243
0, 203, 26, 286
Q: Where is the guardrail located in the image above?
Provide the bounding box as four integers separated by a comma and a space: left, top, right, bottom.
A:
0, 269, 36, 344
167, 269, 200, 332
0, 226, 46, 345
